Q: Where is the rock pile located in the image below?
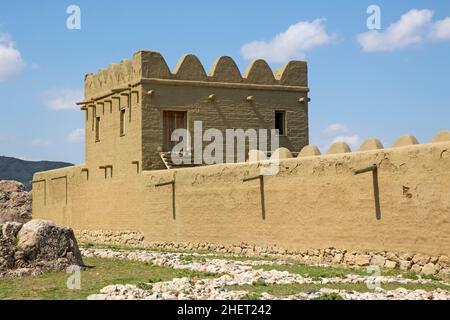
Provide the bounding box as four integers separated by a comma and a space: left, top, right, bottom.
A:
0, 219, 84, 278
0, 180, 32, 224
84, 248, 450, 300
75, 230, 450, 276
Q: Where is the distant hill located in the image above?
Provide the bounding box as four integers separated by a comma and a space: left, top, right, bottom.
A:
0, 156, 73, 190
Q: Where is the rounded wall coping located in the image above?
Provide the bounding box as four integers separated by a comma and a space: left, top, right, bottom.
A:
172, 54, 207, 81
270, 147, 293, 160
393, 134, 419, 148
327, 142, 352, 155
298, 145, 321, 157
431, 130, 450, 143
359, 138, 384, 151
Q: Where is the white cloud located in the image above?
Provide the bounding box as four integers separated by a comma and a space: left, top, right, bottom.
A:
357, 9, 450, 52
30, 63, 40, 70
319, 123, 362, 150
0, 33, 25, 81
66, 128, 84, 144
332, 135, 361, 149
429, 17, 450, 41
31, 139, 52, 147
241, 19, 336, 63
324, 123, 349, 135
42, 88, 83, 111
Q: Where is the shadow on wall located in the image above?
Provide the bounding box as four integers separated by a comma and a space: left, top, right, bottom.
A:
248, 131, 450, 222
242, 174, 266, 220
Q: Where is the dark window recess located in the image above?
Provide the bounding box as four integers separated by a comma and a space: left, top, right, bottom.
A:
95, 117, 100, 142
120, 109, 125, 136
275, 111, 286, 135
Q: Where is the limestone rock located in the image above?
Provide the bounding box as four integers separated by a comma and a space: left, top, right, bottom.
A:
0, 180, 32, 224
17, 219, 83, 267
437, 256, 449, 267
343, 252, 356, 265
0, 238, 15, 270
399, 260, 412, 271
332, 253, 343, 264
421, 263, 437, 275
410, 264, 422, 273
384, 260, 397, 269
412, 254, 430, 266
2, 222, 23, 240
354, 254, 371, 266
399, 253, 413, 261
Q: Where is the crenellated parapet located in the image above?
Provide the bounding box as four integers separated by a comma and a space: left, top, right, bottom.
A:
250, 130, 450, 161
84, 51, 308, 100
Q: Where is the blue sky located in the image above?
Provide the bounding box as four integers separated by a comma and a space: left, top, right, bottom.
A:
0, 0, 449, 163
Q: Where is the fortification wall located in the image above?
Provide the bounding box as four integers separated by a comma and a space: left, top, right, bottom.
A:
33, 132, 450, 257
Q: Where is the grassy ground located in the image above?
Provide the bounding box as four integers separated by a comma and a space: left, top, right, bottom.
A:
81, 243, 449, 281
1, 245, 448, 300
184, 253, 449, 283
0, 257, 218, 300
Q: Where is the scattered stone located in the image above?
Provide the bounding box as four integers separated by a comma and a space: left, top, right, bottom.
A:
73, 231, 449, 274
83, 248, 450, 301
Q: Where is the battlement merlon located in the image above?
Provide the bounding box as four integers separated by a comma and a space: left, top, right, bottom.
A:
82, 51, 309, 101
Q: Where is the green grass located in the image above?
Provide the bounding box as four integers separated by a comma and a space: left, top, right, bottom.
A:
252, 279, 268, 287
312, 292, 344, 300
0, 257, 218, 300
79, 243, 450, 284
228, 281, 450, 298
242, 292, 262, 300
381, 269, 449, 283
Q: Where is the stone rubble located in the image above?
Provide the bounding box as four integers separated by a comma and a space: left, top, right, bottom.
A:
83, 248, 450, 301
75, 231, 450, 276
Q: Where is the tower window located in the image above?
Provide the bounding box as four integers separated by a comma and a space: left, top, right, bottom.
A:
120, 109, 126, 136
95, 117, 100, 142
275, 111, 286, 136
